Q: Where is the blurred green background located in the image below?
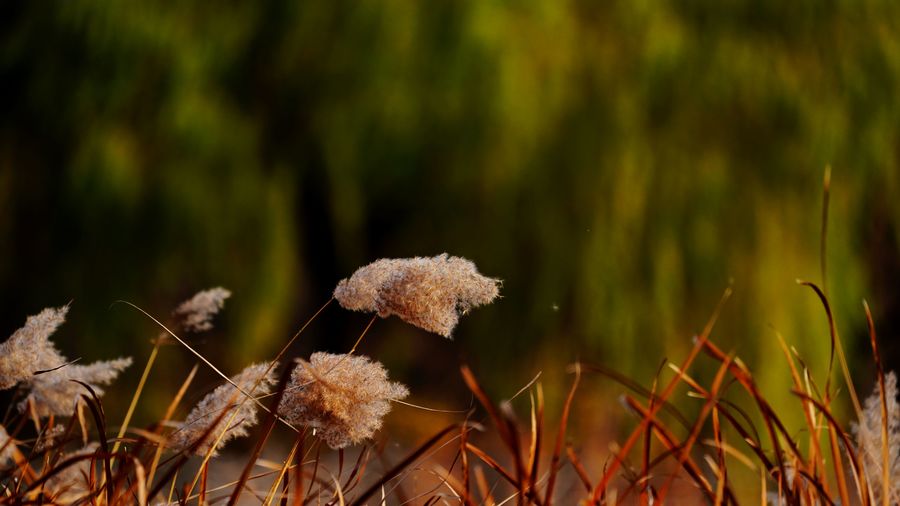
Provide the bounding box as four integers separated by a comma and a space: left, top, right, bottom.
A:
1, 1, 899, 427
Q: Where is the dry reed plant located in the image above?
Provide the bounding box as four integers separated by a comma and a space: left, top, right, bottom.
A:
277, 352, 409, 449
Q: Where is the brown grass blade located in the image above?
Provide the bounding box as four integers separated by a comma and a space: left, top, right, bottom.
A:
798, 280, 862, 419
460, 365, 521, 473
544, 362, 580, 505
864, 300, 890, 506
565, 445, 592, 493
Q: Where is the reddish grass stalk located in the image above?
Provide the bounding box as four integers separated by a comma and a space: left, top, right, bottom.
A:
591, 287, 732, 503
700, 337, 804, 497
621, 395, 721, 503
565, 445, 593, 493
460, 419, 474, 506
655, 354, 734, 502
460, 365, 529, 504
544, 362, 580, 505
865, 300, 890, 506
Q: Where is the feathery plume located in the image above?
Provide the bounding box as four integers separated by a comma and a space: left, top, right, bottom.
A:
853, 371, 900, 505
334, 254, 500, 337
278, 352, 408, 449
169, 362, 277, 456
20, 358, 133, 417
0, 424, 16, 465
173, 287, 231, 332
45, 443, 98, 503
0, 306, 69, 390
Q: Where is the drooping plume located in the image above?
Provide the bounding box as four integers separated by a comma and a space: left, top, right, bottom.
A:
169, 362, 277, 456
0, 306, 69, 390
853, 371, 900, 505
173, 287, 232, 332
334, 254, 500, 337
278, 352, 408, 449
20, 358, 133, 417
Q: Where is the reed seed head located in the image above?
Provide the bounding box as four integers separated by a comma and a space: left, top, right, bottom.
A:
173, 287, 231, 332
278, 352, 409, 449
20, 358, 133, 417
169, 362, 277, 456
0, 306, 69, 390
334, 254, 500, 337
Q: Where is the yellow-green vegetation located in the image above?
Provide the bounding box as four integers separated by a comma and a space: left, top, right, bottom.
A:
1, 2, 897, 405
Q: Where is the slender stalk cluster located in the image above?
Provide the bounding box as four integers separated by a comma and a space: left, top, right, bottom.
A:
334, 254, 500, 337
278, 352, 408, 449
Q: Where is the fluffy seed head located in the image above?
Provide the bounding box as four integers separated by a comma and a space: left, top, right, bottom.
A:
20, 358, 133, 417
0, 306, 69, 390
334, 254, 500, 337
173, 287, 231, 332
277, 352, 408, 449
853, 371, 900, 505
169, 362, 277, 456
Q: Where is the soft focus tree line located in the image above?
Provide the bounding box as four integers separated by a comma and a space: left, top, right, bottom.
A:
1, 1, 899, 419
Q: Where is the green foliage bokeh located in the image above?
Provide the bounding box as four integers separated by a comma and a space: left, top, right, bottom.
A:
1, 1, 899, 421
